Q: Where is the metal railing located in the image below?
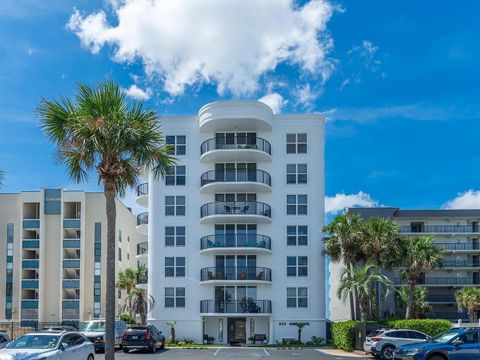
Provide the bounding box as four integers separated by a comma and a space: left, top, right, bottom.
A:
427, 295, 456, 302
137, 242, 148, 256
394, 277, 480, 285
200, 267, 271, 282
200, 234, 271, 250
200, 201, 271, 218
435, 243, 480, 251
400, 225, 480, 233
136, 212, 148, 226
137, 271, 148, 284
200, 169, 271, 187
200, 300, 272, 314
200, 136, 271, 156
136, 183, 148, 196
437, 261, 480, 268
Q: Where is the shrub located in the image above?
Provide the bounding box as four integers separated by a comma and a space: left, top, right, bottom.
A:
119, 314, 136, 325
384, 319, 451, 336
332, 321, 360, 351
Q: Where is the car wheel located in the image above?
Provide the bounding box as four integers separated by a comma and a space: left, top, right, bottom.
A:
381, 345, 395, 360
87, 355, 94, 360
123, 347, 129, 353
150, 341, 157, 353
427, 356, 446, 360
160, 342, 165, 350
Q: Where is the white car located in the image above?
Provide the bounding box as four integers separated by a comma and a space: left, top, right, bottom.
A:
365, 328, 430, 359
0, 331, 95, 360
79, 319, 127, 353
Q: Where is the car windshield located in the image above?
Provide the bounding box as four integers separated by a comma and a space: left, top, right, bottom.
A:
7, 335, 59, 349
432, 330, 463, 343
79, 322, 105, 332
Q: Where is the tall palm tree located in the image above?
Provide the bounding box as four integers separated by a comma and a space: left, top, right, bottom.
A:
126, 287, 156, 325
337, 263, 393, 321
323, 213, 364, 319
398, 235, 446, 319
395, 286, 429, 319
116, 268, 138, 316
38, 81, 174, 360
361, 217, 400, 318
455, 287, 480, 323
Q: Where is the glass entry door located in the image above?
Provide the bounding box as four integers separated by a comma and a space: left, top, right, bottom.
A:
227, 318, 246, 343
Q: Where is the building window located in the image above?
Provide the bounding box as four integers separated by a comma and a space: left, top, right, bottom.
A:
165, 226, 186, 247
118, 230, 122, 242
118, 248, 122, 261
165, 165, 186, 186
287, 195, 308, 215
165, 257, 185, 277
286, 164, 307, 184
165, 287, 185, 308
165, 196, 186, 216
287, 287, 308, 308
166, 135, 186, 155
286, 133, 307, 154
287, 256, 308, 277
5, 223, 14, 320
287, 226, 308, 246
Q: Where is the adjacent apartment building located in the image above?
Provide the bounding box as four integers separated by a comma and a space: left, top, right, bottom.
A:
0, 188, 140, 323
136, 100, 326, 344
329, 207, 479, 321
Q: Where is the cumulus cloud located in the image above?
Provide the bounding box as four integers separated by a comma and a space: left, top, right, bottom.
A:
294, 83, 321, 110
67, 0, 336, 96
442, 190, 480, 209
123, 84, 152, 100
258, 93, 286, 114
325, 191, 378, 214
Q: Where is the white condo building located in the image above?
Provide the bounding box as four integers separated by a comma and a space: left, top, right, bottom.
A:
136, 100, 326, 344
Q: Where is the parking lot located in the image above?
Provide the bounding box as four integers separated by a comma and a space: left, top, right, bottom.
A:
96, 348, 372, 360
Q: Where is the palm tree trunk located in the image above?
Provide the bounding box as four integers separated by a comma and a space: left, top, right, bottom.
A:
104, 181, 116, 360
348, 262, 357, 320
405, 283, 415, 319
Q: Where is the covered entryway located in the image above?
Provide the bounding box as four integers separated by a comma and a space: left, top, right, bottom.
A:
227, 317, 246, 344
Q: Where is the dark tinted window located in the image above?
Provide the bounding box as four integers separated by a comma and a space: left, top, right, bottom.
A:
388, 331, 408, 338
459, 332, 479, 344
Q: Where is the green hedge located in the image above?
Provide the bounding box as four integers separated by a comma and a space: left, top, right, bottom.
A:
332, 319, 451, 351
384, 319, 451, 336
119, 314, 136, 325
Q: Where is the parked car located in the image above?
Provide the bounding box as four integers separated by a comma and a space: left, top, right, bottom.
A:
43, 325, 78, 332
0, 331, 94, 359
394, 328, 480, 360
365, 328, 430, 359
79, 319, 127, 353
0, 332, 11, 349
121, 325, 165, 353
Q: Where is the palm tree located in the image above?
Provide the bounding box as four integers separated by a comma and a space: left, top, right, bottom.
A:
361, 217, 400, 318
395, 286, 430, 319
455, 287, 480, 323
337, 263, 393, 321
398, 235, 446, 319
126, 287, 156, 325
38, 81, 174, 360
116, 268, 138, 316
166, 321, 177, 343
295, 322, 306, 343
323, 213, 364, 319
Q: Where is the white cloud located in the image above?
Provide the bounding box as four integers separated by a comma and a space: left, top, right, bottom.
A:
258, 93, 286, 114
294, 83, 321, 110
325, 191, 378, 214
67, 0, 337, 96
123, 84, 152, 100
442, 190, 480, 209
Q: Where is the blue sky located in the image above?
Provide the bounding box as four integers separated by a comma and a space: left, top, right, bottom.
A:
1, 0, 480, 213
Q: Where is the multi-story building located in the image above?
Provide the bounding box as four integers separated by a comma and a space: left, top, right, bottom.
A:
0, 188, 140, 323
136, 100, 326, 344
329, 207, 480, 321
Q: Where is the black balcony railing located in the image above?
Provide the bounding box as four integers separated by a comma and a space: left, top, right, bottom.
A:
137, 242, 148, 256
200, 137, 271, 156
394, 277, 480, 285
200, 169, 271, 187
200, 300, 272, 314
200, 267, 271, 282
427, 295, 456, 302
200, 201, 271, 218
136, 212, 148, 226
427, 312, 468, 320
400, 225, 480, 233
136, 183, 148, 196
435, 243, 480, 251
200, 234, 271, 250
137, 271, 148, 285
437, 261, 480, 268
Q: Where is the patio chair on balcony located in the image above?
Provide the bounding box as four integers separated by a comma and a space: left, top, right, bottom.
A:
216, 271, 224, 279
257, 271, 264, 280
248, 302, 261, 313
224, 206, 231, 213
238, 272, 247, 280
207, 271, 213, 280
242, 206, 249, 214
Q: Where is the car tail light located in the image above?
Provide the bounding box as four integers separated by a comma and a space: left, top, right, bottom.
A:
145, 329, 151, 341
372, 337, 383, 342
121, 333, 127, 342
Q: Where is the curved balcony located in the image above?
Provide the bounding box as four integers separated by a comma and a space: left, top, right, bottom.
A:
200, 234, 271, 255
200, 300, 272, 315
136, 212, 148, 235
136, 271, 148, 289
200, 267, 271, 285
200, 169, 271, 193
200, 201, 271, 224
136, 183, 148, 207
198, 100, 273, 132
136, 242, 148, 259
200, 137, 271, 163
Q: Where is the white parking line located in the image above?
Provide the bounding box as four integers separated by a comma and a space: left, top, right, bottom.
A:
263, 348, 271, 357
213, 348, 222, 356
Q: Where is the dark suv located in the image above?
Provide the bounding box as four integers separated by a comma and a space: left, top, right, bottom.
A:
121, 325, 165, 353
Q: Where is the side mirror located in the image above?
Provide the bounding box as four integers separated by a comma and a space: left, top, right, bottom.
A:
452, 339, 464, 346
